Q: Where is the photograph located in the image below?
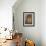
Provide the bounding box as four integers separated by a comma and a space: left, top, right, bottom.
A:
0, 0, 45, 46
23, 12, 35, 27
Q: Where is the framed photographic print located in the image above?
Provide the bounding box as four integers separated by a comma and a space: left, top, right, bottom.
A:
23, 12, 35, 27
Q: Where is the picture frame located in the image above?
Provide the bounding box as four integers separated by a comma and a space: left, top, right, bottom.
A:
23, 12, 35, 27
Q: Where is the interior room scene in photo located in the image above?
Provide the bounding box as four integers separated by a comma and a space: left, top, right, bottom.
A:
0, 0, 46, 46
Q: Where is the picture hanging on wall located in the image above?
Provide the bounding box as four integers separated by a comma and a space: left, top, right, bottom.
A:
23, 12, 35, 27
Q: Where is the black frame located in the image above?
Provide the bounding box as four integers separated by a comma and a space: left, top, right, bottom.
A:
23, 12, 35, 27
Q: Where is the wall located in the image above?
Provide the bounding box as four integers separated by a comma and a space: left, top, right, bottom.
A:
0, 0, 16, 30
41, 0, 46, 46
13, 0, 41, 46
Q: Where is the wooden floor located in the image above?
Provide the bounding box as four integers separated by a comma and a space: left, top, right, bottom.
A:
0, 39, 16, 46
